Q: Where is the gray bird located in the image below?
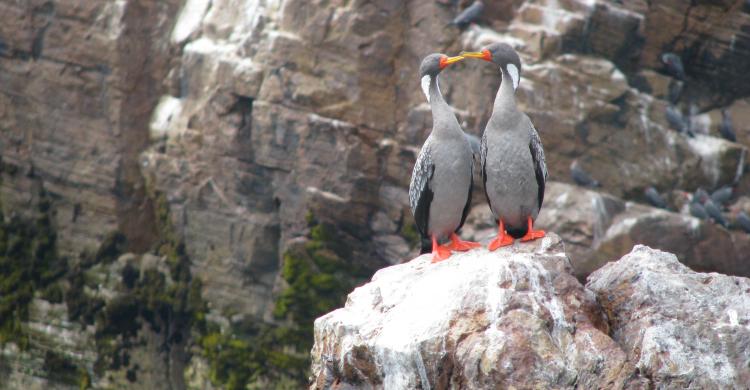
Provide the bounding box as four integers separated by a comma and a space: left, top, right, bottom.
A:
719, 109, 736, 142
665, 104, 693, 137
645, 186, 668, 209
690, 201, 708, 220
710, 185, 733, 206
661, 52, 686, 80
694, 187, 710, 204
570, 159, 600, 188
462, 43, 548, 250
737, 211, 750, 233
667, 79, 683, 104
704, 199, 728, 227
409, 53, 480, 263
450, 1, 484, 29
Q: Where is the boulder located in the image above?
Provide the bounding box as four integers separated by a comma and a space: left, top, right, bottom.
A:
312, 242, 750, 389
311, 233, 629, 389
587, 245, 750, 387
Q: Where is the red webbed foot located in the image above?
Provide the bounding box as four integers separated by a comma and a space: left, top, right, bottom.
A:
447, 232, 481, 251
430, 236, 453, 263
520, 216, 545, 242
488, 220, 514, 251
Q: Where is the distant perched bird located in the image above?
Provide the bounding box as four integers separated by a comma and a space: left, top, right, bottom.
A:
694, 187, 710, 204
665, 105, 693, 137
710, 185, 733, 206
461, 43, 548, 249
667, 80, 683, 104
661, 52, 686, 80
704, 199, 728, 227
689, 201, 708, 220
719, 109, 736, 142
570, 160, 600, 188
737, 211, 750, 233
450, 1, 484, 29
409, 53, 480, 263
644, 186, 668, 209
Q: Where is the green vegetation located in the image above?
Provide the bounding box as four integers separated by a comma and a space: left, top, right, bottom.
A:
0, 192, 67, 347
200, 217, 371, 389
89, 192, 207, 376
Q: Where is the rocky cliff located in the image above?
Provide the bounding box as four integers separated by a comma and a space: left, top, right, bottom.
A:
312, 236, 750, 389
1, 0, 750, 388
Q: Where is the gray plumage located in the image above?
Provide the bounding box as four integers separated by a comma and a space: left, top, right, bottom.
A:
570, 160, 599, 188
465, 133, 481, 159
450, 1, 484, 29
644, 187, 668, 209
694, 188, 710, 204
704, 199, 728, 227
665, 104, 693, 137
478, 43, 547, 238
710, 185, 733, 206
409, 53, 474, 251
719, 109, 736, 142
661, 52, 685, 80
667, 80, 683, 104
737, 211, 750, 233
689, 201, 708, 220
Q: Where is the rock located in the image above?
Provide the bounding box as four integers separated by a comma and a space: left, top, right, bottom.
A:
312, 242, 750, 389
535, 182, 750, 279
587, 245, 750, 387
311, 233, 630, 388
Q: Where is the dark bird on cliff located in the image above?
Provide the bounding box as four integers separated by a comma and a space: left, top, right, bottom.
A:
570, 159, 600, 188
645, 186, 668, 209
689, 201, 708, 220
704, 199, 728, 227
661, 52, 686, 80
737, 211, 750, 233
450, 1, 484, 29
719, 109, 736, 142
462, 43, 548, 250
694, 187, 710, 204
665, 104, 693, 137
409, 53, 480, 263
667, 80, 683, 104
710, 185, 733, 207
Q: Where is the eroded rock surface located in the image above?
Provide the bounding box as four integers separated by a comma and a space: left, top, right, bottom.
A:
312, 241, 750, 389
587, 245, 750, 388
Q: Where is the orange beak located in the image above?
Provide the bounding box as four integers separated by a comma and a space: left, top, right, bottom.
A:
461, 49, 492, 62
439, 55, 465, 69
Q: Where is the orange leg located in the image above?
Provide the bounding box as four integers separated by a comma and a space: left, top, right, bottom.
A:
430, 236, 453, 263
520, 216, 545, 242
447, 232, 481, 251
488, 220, 514, 251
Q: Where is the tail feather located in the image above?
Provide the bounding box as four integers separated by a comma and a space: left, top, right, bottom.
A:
420, 237, 432, 254
506, 225, 528, 239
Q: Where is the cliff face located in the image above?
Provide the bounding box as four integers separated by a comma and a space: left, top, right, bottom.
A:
1, 0, 750, 388
312, 238, 750, 388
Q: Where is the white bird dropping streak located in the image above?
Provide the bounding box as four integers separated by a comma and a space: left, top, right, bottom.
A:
421, 75, 431, 103
507, 63, 519, 90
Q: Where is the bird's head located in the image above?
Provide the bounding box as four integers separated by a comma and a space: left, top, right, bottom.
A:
419, 53, 464, 102
461, 43, 522, 90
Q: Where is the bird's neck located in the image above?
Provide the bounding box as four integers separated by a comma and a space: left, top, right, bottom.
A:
492, 68, 519, 119
429, 75, 462, 138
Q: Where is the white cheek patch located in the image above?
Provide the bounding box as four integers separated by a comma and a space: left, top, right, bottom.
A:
507, 63, 519, 90
421, 75, 431, 102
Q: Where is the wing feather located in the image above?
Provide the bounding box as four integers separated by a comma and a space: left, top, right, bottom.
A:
409, 140, 435, 238
529, 123, 547, 209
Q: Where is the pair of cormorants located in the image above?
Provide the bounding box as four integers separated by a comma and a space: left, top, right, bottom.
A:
409, 43, 547, 263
